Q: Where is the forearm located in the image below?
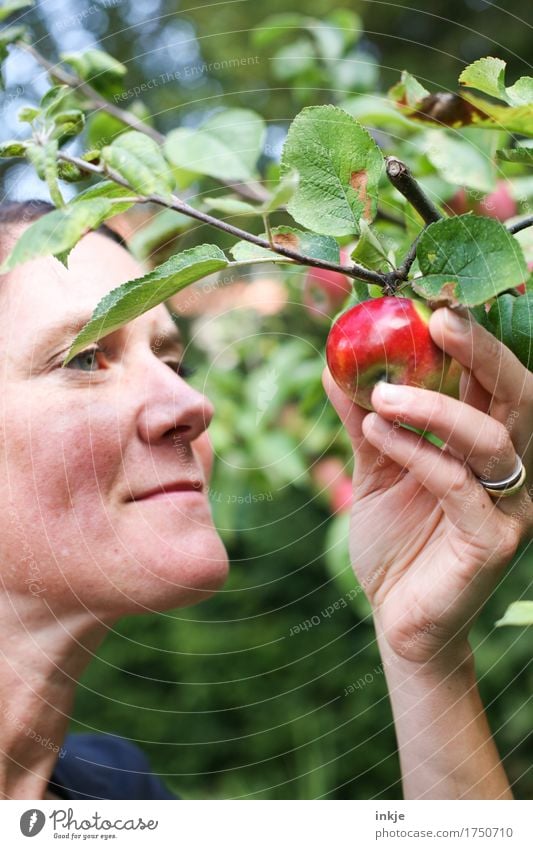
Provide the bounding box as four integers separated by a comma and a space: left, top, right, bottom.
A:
374, 621, 513, 800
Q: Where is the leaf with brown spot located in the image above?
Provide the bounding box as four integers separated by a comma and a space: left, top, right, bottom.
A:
350, 170, 372, 221
280, 105, 383, 236
272, 231, 300, 251
230, 227, 340, 264
389, 70, 533, 134
415, 216, 527, 307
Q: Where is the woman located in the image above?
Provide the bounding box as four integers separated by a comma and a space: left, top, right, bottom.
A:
0, 200, 531, 800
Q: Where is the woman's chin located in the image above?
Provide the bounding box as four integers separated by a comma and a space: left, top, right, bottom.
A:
116, 530, 230, 615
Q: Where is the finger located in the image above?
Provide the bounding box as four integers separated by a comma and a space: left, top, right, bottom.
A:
371, 382, 518, 482
321, 366, 367, 450
460, 369, 491, 414
361, 412, 524, 530
321, 367, 403, 490
429, 307, 533, 407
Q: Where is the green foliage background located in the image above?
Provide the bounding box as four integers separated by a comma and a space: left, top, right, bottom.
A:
1, 0, 532, 800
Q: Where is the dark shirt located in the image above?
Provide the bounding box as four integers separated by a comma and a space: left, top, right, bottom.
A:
48, 733, 179, 800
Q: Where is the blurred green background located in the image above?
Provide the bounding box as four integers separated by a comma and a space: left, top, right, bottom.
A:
1, 0, 532, 799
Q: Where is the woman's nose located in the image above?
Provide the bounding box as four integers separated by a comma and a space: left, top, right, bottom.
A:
135, 357, 214, 445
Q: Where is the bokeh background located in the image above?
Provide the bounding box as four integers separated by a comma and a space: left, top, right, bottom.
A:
1, 0, 532, 799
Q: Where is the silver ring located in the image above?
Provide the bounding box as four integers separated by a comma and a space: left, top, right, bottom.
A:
477, 455, 527, 499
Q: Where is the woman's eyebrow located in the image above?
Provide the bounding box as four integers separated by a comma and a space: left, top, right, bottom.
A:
151, 326, 183, 351
35, 311, 96, 353
35, 313, 183, 354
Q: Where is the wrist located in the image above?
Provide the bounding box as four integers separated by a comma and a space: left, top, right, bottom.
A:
373, 618, 476, 687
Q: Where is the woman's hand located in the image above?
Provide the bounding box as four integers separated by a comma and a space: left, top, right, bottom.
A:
323, 306, 533, 672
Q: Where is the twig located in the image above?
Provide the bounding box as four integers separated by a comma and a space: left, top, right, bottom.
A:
395, 235, 420, 281
18, 41, 269, 204
385, 157, 442, 225
381, 234, 421, 294
507, 215, 533, 235
58, 152, 387, 286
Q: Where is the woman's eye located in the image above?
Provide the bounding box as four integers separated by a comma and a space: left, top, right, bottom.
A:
163, 360, 196, 379
65, 346, 105, 372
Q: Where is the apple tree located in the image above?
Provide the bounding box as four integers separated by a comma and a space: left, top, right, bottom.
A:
0, 3, 532, 633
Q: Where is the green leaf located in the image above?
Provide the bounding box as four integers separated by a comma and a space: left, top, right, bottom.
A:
202, 196, 259, 216
330, 50, 379, 94
505, 76, 533, 107
497, 147, 533, 166
230, 227, 340, 264
0, 198, 125, 273
17, 104, 39, 123
86, 111, 129, 149
414, 215, 528, 307
252, 13, 311, 49
341, 94, 415, 129
271, 38, 315, 81
128, 208, 193, 261
459, 57, 507, 102
43, 139, 64, 208
350, 220, 393, 272
460, 57, 533, 107
60, 48, 127, 86
25, 142, 46, 178
57, 160, 84, 183
261, 170, 299, 215
50, 109, 85, 143
102, 130, 175, 200
488, 293, 533, 370
0, 139, 28, 157
71, 180, 136, 215
205, 172, 299, 218
456, 93, 533, 135
253, 10, 360, 58
0, 198, 132, 274
40, 84, 71, 116
423, 129, 496, 193
0, 0, 33, 22
62, 245, 228, 364
495, 601, 533, 627
0, 24, 27, 83
389, 70, 430, 107
390, 70, 533, 135
280, 105, 383, 237
326, 9, 362, 50
164, 108, 266, 182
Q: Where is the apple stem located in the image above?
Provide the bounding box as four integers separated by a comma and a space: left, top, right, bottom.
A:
507, 215, 533, 235
385, 157, 442, 225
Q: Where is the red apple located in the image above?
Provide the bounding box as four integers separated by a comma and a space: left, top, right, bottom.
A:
445, 182, 517, 223
445, 187, 470, 216
326, 296, 452, 411
303, 249, 352, 320
475, 181, 517, 222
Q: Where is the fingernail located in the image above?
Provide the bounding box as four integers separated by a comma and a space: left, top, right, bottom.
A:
374, 382, 407, 402
444, 308, 469, 333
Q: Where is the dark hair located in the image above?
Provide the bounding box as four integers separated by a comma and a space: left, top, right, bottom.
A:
0, 199, 127, 249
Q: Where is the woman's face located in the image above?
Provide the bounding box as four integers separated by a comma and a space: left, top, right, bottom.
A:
0, 228, 229, 619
